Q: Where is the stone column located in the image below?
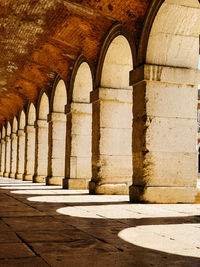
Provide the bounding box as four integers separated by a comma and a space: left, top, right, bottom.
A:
89, 87, 133, 195
10, 132, 18, 178
33, 119, 48, 183
46, 112, 66, 185
63, 102, 92, 189
0, 139, 5, 176
130, 64, 200, 203
16, 129, 25, 179
4, 135, 11, 177
24, 125, 35, 181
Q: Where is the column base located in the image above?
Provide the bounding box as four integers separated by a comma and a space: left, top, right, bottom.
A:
23, 174, 33, 181
33, 175, 46, 183
129, 185, 197, 203
16, 173, 23, 180
63, 178, 90, 189
89, 181, 129, 195
9, 173, 16, 178
46, 176, 63, 186
3, 172, 9, 177
0, 172, 3, 176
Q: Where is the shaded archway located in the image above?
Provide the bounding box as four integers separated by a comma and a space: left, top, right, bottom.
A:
10, 117, 18, 178
64, 58, 93, 189
130, 0, 200, 203
34, 91, 49, 183
0, 126, 6, 176
16, 110, 26, 179
90, 27, 134, 195
47, 77, 67, 185
4, 121, 11, 177
24, 103, 36, 181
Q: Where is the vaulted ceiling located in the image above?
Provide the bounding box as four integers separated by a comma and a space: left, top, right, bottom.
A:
0, 0, 150, 124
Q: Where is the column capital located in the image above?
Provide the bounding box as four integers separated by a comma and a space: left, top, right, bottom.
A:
130, 64, 200, 86
34, 119, 48, 128
24, 125, 35, 133
11, 133, 17, 139
17, 129, 25, 137
0, 138, 5, 144
65, 103, 92, 115
5, 136, 11, 142
47, 112, 66, 123
90, 87, 132, 103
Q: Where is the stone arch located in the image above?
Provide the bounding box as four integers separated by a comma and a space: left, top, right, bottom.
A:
6, 121, 11, 136
12, 117, 18, 133
2, 126, 6, 138
38, 92, 49, 120
130, 0, 200, 203
101, 35, 133, 89
51, 76, 67, 113
19, 110, 26, 130
34, 91, 49, 183
27, 102, 36, 126
90, 25, 135, 195
64, 57, 93, 189
146, 0, 200, 68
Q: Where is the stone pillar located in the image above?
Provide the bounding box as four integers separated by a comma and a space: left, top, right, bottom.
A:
4, 135, 11, 177
33, 119, 48, 183
46, 112, 66, 185
24, 125, 35, 181
10, 132, 18, 178
16, 129, 25, 179
0, 139, 5, 176
89, 87, 133, 195
63, 102, 92, 189
129, 64, 200, 203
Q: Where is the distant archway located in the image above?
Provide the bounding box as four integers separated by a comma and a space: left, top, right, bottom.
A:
16, 110, 26, 179
47, 77, 67, 185
24, 103, 36, 181
64, 59, 93, 189
10, 117, 18, 178
90, 29, 134, 195
34, 92, 49, 183
0, 126, 6, 176
4, 121, 11, 177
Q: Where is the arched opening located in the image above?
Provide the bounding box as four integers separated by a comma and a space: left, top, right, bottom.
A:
90, 34, 133, 195
0, 126, 6, 176
47, 79, 67, 185
130, 0, 200, 203
4, 122, 11, 177
10, 117, 18, 178
34, 92, 49, 183
64, 61, 93, 189
16, 110, 26, 179
24, 103, 36, 181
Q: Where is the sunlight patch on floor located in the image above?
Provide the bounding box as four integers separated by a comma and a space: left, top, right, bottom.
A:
118, 224, 200, 258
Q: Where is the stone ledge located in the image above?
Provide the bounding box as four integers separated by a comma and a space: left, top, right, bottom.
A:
130, 64, 200, 86
89, 181, 129, 195
63, 178, 90, 189
129, 185, 197, 203
90, 87, 132, 103
46, 176, 63, 186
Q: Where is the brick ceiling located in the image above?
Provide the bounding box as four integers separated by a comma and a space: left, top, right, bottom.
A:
0, 0, 150, 124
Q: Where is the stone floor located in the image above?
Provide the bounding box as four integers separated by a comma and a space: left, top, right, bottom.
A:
0, 177, 200, 266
